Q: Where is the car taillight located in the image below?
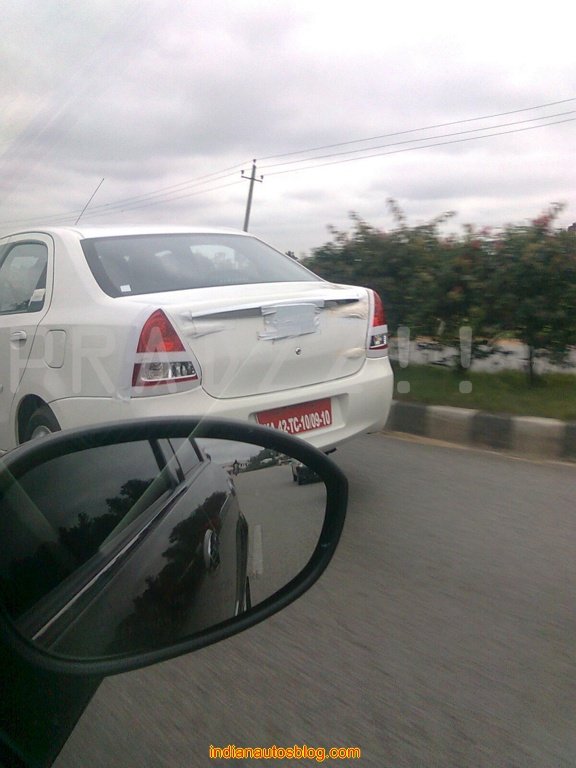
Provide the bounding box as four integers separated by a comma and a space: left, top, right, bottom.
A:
132, 309, 199, 390
368, 290, 388, 352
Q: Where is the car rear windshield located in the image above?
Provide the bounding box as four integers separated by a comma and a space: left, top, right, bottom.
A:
81, 233, 320, 297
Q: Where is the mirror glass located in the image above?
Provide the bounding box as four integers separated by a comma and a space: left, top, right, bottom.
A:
0, 435, 326, 659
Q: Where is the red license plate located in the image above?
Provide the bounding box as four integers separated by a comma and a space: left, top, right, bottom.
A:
256, 398, 332, 435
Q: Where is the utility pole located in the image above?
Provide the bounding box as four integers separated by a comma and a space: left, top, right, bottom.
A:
241, 160, 263, 232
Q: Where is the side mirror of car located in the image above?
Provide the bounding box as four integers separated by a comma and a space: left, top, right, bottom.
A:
0, 418, 347, 676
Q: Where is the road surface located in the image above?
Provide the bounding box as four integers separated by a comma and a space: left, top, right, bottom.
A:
54, 433, 576, 768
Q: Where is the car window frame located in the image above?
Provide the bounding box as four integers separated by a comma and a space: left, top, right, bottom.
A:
0, 233, 54, 319
0, 240, 50, 316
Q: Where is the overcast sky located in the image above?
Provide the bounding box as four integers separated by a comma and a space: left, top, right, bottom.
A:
2, 0, 574, 255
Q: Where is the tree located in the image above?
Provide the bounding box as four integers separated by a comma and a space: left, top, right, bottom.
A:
306, 202, 455, 332
421, 225, 502, 371
490, 205, 576, 384
244, 447, 278, 472
306, 202, 576, 385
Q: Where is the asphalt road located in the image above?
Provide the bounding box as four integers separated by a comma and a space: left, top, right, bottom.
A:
234, 464, 326, 604
54, 434, 576, 768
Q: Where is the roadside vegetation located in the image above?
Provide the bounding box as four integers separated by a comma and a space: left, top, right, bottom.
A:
390, 362, 576, 421
305, 201, 576, 388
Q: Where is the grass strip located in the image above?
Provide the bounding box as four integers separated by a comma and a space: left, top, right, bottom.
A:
391, 362, 576, 421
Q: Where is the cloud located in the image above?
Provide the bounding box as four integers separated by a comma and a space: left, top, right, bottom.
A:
1, 0, 574, 250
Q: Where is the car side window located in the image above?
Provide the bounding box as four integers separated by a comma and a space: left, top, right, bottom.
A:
0, 242, 48, 315
0, 440, 177, 618
167, 437, 204, 477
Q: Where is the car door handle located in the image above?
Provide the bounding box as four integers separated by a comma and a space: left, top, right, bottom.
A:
10, 330, 27, 342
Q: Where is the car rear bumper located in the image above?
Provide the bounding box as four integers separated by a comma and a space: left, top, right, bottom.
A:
49, 357, 394, 451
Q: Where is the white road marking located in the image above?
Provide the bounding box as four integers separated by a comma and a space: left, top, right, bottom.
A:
250, 524, 264, 577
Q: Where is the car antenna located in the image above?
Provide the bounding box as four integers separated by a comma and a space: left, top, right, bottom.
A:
75, 178, 105, 225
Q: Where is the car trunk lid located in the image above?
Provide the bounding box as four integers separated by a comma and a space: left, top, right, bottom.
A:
126, 283, 370, 398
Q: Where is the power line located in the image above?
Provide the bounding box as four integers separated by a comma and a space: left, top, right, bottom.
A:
2, 97, 574, 228
83, 98, 576, 211
258, 96, 576, 162
0, 165, 247, 227
16, 97, 575, 226
0, 208, 84, 228
264, 116, 576, 177
259, 109, 576, 171
82, 161, 248, 211
77, 98, 575, 214
78, 179, 245, 219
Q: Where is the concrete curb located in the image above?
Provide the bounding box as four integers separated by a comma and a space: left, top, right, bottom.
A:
385, 401, 575, 461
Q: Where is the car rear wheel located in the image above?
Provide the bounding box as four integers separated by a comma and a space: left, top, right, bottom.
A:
22, 405, 61, 443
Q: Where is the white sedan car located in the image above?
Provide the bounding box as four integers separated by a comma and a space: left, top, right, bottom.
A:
0, 226, 393, 453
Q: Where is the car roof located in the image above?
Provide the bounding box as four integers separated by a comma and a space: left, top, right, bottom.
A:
0, 225, 252, 240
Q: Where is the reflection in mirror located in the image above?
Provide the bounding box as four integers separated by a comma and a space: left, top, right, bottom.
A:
0, 436, 326, 660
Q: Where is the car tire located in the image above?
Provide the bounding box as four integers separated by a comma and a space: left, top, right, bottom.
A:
22, 406, 61, 443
